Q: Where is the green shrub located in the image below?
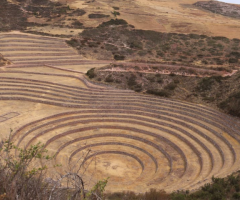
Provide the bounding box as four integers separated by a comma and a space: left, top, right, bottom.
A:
146, 89, 170, 97
112, 11, 120, 16
230, 52, 240, 59
86, 68, 96, 79
145, 189, 169, 200
219, 91, 240, 117
169, 72, 176, 76
203, 96, 215, 102
128, 40, 143, 49
138, 50, 148, 56
157, 77, 163, 84
165, 82, 177, 90
105, 44, 118, 51
0, 136, 52, 199
196, 77, 215, 91
72, 8, 86, 16
128, 74, 137, 87
88, 41, 99, 48
113, 6, 120, 10
71, 20, 83, 28
232, 192, 240, 199
88, 14, 110, 18
189, 33, 200, 39
66, 39, 78, 47
229, 58, 238, 63
114, 54, 125, 60
98, 19, 128, 27
105, 75, 114, 82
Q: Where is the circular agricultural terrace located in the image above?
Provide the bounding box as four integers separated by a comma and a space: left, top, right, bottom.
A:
0, 32, 240, 193
4, 74, 240, 192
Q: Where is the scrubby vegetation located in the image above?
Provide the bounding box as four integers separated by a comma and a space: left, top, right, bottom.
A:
106, 189, 170, 200
87, 66, 240, 118
0, 0, 86, 34
69, 20, 240, 69
88, 14, 110, 18
86, 66, 182, 95
105, 174, 240, 200
0, 0, 28, 31
171, 175, 240, 200
0, 136, 108, 200
219, 90, 240, 117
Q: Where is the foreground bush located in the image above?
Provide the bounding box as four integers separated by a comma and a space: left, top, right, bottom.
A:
0, 134, 106, 200
106, 189, 170, 200
0, 136, 52, 199
219, 90, 240, 117
106, 175, 240, 200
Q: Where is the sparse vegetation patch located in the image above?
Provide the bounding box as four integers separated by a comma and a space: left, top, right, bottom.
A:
68, 23, 240, 68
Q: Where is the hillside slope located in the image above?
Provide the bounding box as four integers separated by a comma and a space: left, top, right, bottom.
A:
194, 1, 240, 19
1, 0, 240, 39
87, 65, 240, 118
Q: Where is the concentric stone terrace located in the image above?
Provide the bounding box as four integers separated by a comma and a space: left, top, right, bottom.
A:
0, 32, 240, 193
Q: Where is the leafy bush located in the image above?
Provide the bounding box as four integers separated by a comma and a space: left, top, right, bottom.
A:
107, 189, 170, 200
112, 11, 120, 16
71, 20, 83, 28
105, 44, 118, 51
0, 138, 51, 200
0, 133, 109, 200
105, 75, 114, 82
86, 68, 96, 79
128, 40, 143, 49
138, 50, 148, 56
219, 91, 240, 117
165, 82, 177, 90
146, 89, 171, 97
114, 54, 125, 60
66, 39, 78, 47
71, 8, 86, 16
88, 14, 110, 18
128, 74, 137, 87
98, 19, 128, 27
195, 77, 215, 91
230, 52, 240, 59
229, 58, 238, 63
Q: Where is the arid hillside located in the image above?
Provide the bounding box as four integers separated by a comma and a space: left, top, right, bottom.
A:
56, 0, 240, 39
67, 21, 240, 69
1, 0, 240, 39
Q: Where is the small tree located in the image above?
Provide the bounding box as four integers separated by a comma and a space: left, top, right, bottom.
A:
0, 133, 52, 199
0, 132, 108, 200
111, 11, 120, 19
